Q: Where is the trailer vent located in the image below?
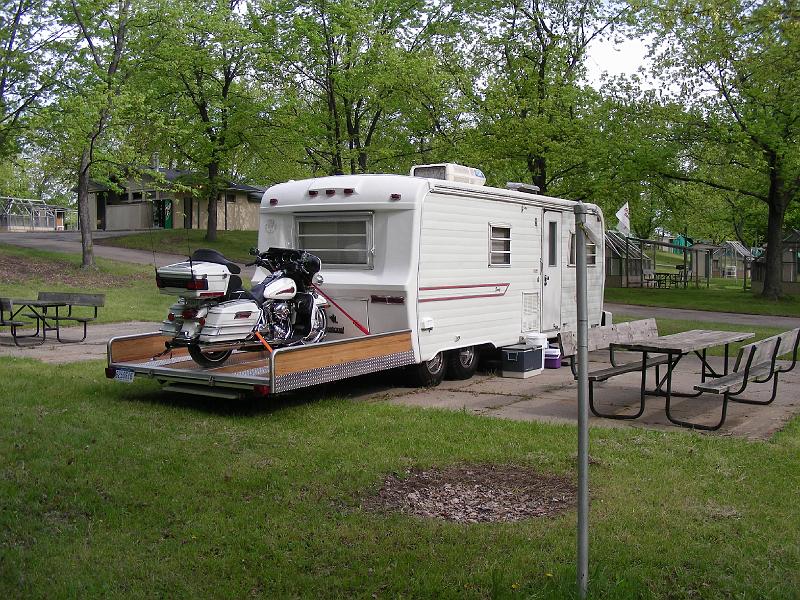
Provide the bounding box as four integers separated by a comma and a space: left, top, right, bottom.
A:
521, 292, 539, 332
410, 163, 486, 186
506, 182, 541, 194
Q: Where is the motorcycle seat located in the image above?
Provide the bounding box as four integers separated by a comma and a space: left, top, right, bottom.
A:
190, 248, 241, 274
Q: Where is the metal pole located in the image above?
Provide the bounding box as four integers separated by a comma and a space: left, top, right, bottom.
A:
573, 203, 590, 599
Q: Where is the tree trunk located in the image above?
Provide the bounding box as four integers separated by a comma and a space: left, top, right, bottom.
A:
77, 146, 95, 269
205, 161, 219, 242
761, 198, 786, 299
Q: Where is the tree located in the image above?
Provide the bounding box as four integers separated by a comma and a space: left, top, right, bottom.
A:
146, 0, 259, 242
254, 0, 462, 176
646, 0, 800, 298
40, 0, 136, 268
463, 0, 630, 196
0, 1, 69, 159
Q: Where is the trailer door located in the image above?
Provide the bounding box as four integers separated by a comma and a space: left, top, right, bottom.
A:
541, 211, 562, 331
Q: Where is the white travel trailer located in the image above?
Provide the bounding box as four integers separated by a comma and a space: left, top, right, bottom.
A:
106, 164, 607, 397
257, 164, 606, 384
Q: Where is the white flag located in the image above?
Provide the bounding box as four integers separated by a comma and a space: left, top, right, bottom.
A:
615, 202, 631, 237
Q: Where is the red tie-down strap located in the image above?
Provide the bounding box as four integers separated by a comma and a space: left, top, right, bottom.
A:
311, 283, 370, 335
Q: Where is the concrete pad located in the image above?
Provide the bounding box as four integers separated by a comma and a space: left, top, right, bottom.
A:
369, 353, 800, 440
385, 389, 526, 414
0, 321, 159, 363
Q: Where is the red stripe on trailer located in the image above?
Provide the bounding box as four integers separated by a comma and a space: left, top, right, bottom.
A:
419, 292, 507, 303
419, 283, 510, 291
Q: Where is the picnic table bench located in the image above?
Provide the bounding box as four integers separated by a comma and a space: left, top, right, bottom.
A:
28, 292, 105, 343
0, 298, 40, 346
690, 327, 800, 428
559, 318, 670, 419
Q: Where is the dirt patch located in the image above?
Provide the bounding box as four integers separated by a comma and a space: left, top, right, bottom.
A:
0, 251, 149, 286
363, 464, 576, 523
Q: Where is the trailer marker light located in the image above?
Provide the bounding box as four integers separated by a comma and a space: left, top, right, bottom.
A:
234, 311, 252, 319
253, 384, 270, 397
198, 317, 206, 326
168, 312, 175, 321
105, 367, 116, 379
390, 193, 401, 200
199, 292, 225, 297
344, 188, 354, 194
308, 190, 319, 197
326, 189, 335, 196
269, 198, 279, 206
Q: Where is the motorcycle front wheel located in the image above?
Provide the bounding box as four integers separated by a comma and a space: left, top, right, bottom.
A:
188, 344, 233, 368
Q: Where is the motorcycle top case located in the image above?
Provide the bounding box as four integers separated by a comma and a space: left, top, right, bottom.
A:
156, 260, 232, 298
198, 300, 260, 343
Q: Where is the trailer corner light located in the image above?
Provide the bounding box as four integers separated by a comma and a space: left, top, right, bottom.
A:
253, 384, 270, 397
326, 189, 335, 196
344, 188, 354, 195
308, 190, 319, 197
269, 198, 279, 206
167, 312, 175, 321
198, 317, 206, 326
390, 193, 401, 200
105, 367, 116, 379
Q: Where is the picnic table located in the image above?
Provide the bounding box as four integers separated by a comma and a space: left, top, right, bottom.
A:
5, 298, 67, 345
608, 329, 754, 429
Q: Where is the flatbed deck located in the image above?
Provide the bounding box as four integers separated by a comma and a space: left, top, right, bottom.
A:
107, 330, 415, 398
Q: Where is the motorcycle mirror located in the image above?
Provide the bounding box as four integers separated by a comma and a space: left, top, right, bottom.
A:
249, 247, 259, 256
313, 274, 324, 285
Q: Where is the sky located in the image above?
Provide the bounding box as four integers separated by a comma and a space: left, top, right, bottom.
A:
584, 35, 653, 89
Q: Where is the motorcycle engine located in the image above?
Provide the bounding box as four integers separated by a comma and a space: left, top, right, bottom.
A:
266, 301, 293, 341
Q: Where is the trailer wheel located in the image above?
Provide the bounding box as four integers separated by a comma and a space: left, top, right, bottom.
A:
407, 352, 447, 387
446, 346, 479, 380
188, 345, 232, 368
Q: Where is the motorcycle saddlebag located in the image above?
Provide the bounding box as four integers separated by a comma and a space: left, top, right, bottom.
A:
198, 300, 260, 343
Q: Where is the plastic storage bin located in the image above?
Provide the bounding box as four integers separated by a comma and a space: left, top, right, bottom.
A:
544, 346, 561, 369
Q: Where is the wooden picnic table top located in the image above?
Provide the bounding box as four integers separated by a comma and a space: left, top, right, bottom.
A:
11, 299, 67, 308
611, 329, 755, 354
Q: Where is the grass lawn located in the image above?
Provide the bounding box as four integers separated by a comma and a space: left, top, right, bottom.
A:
1, 358, 799, 598
0, 244, 172, 323
605, 279, 800, 317
96, 229, 258, 263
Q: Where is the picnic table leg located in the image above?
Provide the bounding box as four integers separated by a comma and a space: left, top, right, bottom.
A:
665, 350, 729, 431
588, 351, 647, 420
9, 305, 46, 346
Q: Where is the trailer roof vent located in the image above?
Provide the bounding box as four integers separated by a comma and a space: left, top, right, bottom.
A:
410, 163, 486, 186
506, 182, 541, 194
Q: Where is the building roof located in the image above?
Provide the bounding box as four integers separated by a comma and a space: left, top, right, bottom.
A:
605, 230, 649, 260
87, 167, 265, 200
713, 240, 753, 259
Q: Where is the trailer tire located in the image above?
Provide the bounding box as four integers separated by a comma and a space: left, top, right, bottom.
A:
407, 352, 446, 387
446, 346, 479, 380
188, 345, 232, 368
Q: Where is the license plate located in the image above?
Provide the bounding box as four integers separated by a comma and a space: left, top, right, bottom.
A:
114, 368, 135, 383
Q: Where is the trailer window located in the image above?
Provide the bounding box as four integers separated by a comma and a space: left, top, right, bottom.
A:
295, 213, 373, 268
489, 225, 511, 266
568, 233, 597, 266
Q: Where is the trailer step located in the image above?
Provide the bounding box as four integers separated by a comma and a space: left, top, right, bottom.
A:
162, 382, 245, 399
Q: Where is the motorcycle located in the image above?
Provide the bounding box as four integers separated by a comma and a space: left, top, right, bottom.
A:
156, 247, 328, 367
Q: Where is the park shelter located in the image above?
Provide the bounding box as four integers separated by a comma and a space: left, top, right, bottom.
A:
0, 197, 76, 232
712, 241, 752, 279
605, 231, 713, 288
752, 229, 800, 293
604, 230, 653, 287
88, 168, 265, 231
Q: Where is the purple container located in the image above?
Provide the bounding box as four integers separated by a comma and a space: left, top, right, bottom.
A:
544, 347, 561, 369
